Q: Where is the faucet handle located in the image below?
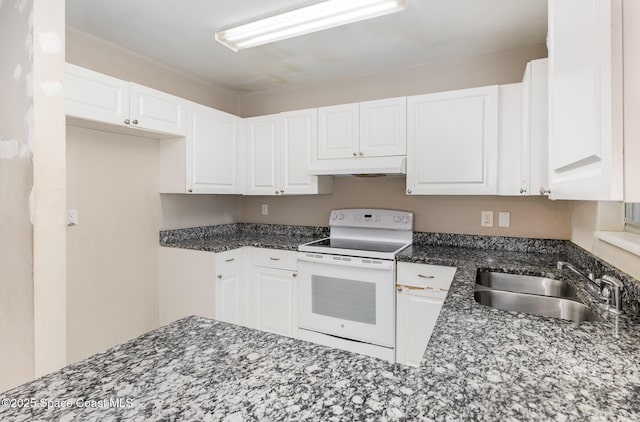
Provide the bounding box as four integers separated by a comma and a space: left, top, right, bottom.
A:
600, 275, 624, 314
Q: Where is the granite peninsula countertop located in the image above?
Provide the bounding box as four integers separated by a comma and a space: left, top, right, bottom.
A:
2, 226, 639, 420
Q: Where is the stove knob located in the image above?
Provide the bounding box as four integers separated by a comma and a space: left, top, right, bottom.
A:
332, 213, 338, 220
393, 215, 401, 223
402, 216, 410, 223
339, 214, 345, 220
375, 215, 380, 222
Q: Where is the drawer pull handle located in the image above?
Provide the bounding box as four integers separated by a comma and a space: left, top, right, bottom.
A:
397, 284, 426, 291
225, 258, 235, 262
269, 257, 280, 261
397, 284, 448, 292
418, 274, 435, 279
217, 275, 222, 279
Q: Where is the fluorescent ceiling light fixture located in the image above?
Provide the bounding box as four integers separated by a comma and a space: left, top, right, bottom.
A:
215, 0, 407, 52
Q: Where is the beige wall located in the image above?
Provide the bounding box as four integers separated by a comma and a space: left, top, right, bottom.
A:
624, 0, 640, 202
161, 195, 240, 230
0, 0, 35, 392
66, 27, 239, 115
33, 0, 67, 378
569, 201, 640, 279
66, 126, 161, 363
64, 32, 242, 362
240, 176, 570, 239
238, 44, 547, 117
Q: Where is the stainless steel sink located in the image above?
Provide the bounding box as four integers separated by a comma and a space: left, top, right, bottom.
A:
474, 289, 600, 322
474, 271, 600, 322
476, 271, 579, 299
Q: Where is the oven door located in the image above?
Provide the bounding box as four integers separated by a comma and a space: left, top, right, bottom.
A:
297, 252, 395, 348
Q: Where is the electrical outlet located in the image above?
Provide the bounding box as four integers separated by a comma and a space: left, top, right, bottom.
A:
67, 209, 78, 226
481, 211, 493, 227
499, 212, 511, 228
261, 204, 268, 216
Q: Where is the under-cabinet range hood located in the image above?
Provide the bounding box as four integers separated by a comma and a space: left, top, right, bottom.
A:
308, 156, 406, 176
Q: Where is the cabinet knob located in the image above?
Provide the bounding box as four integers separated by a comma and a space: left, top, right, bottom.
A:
397, 285, 403, 292
520, 188, 527, 194
275, 190, 280, 195
540, 187, 551, 196
280, 190, 284, 194
406, 189, 412, 194
217, 274, 222, 279
187, 188, 193, 193
292, 273, 297, 278
132, 119, 139, 125
353, 152, 357, 157
358, 152, 364, 156
124, 119, 130, 125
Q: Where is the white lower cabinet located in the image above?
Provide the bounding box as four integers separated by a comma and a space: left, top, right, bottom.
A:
396, 262, 456, 367
250, 249, 298, 338
214, 248, 247, 326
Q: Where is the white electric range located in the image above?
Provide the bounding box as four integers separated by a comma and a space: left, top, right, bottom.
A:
297, 209, 414, 362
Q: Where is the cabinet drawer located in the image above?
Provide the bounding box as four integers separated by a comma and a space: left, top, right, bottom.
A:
253, 248, 297, 271
397, 262, 456, 291
214, 249, 244, 273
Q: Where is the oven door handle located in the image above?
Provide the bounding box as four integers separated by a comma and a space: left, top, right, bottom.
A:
297, 252, 394, 270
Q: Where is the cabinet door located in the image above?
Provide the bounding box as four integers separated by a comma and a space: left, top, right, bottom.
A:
214, 249, 245, 326
129, 83, 186, 136
521, 58, 549, 196
407, 86, 499, 195
497, 83, 523, 196
158, 247, 215, 326
317, 103, 359, 159
246, 115, 280, 195
280, 109, 322, 195
547, 0, 623, 200
65, 63, 129, 126
252, 267, 298, 338
396, 289, 444, 367
214, 271, 244, 326
186, 102, 241, 194
359, 97, 407, 157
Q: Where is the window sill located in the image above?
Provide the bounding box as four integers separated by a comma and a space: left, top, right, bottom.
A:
594, 231, 640, 257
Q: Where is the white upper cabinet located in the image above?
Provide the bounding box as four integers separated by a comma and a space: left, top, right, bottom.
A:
281, 109, 325, 195
185, 102, 241, 194
317, 103, 359, 159
359, 97, 407, 157
129, 83, 186, 136
66, 63, 130, 127
497, 83, 523, 196
159, 101, 241, 194
65, 63, 186, 137
246, 115, 280, 195
315, 99, 406, 161
246, 109, 332, 196
406, 86, 499, 195
521, 58, 549, 196
547, 0, 623, 200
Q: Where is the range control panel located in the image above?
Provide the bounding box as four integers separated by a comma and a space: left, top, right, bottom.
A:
329, 209, 414, 231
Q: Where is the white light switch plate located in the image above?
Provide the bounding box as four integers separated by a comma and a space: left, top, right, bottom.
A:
481, 211, 493, 227
261, 204, 268, 216
499, 212, 511, 228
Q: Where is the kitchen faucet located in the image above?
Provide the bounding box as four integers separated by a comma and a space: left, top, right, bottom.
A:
557, 261, 624, 314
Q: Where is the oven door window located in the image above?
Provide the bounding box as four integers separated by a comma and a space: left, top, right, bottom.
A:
311, 275, 376, 325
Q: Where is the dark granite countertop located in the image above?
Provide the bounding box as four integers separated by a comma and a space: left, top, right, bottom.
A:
2, 225, 639, 420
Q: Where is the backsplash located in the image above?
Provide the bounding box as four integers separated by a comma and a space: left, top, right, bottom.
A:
413, 232, 566, 255
160, 223, 329, 244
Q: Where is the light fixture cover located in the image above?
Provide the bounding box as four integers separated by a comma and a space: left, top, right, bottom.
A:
215, 0, 407, 52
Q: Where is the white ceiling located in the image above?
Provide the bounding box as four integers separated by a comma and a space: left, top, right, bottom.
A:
66, 0, 547, 95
